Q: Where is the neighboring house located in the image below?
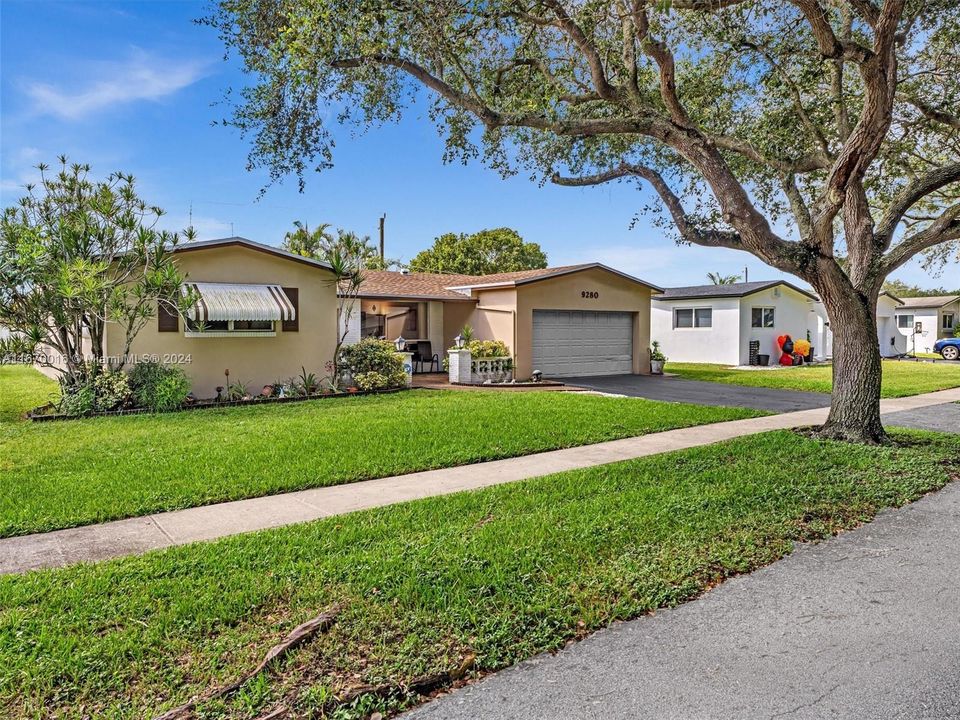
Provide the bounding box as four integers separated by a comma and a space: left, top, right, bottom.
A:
651, 281, 823, 366
110, 237, 339, 396
873, 291, 905, 357
892, 295, 960, 354
342, 264, 663, 378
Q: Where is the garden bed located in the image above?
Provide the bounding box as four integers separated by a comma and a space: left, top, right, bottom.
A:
26, 386, 406, 422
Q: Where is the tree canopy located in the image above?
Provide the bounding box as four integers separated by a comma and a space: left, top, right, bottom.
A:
409, 227, 547, 274
882, 278, 960, 297
205, 0, 960, 441
0, 158, 192, 386
281, 221, 393, 270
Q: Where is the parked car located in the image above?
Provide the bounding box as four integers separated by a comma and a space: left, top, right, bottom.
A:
934, 337, 960, 361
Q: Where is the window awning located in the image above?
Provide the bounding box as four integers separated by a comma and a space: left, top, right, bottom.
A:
184, 283, 295, 322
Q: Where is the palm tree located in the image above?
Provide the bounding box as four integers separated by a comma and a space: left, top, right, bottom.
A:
706, 271, 742, 285
282, 221, 334, 259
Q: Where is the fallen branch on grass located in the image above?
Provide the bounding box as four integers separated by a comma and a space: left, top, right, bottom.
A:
153, 605, 342, 720
334, 653, 477, 707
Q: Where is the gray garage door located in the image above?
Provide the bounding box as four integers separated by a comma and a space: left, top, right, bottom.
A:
532, 310, 634, 377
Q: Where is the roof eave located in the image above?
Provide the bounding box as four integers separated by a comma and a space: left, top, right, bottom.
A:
174, 237, 334, 272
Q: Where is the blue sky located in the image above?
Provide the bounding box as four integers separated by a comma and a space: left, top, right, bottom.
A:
0, 0, 952, 288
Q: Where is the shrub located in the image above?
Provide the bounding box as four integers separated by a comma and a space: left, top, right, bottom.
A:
128, 361, 190, 412
59, 383, 96, 416
91, 370, 131, 411
57, 364, 131, 415
465, 339, 510, 358
338, 338, 407, 389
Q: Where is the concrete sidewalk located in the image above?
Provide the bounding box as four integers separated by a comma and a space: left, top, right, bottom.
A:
3, 387, 959, 575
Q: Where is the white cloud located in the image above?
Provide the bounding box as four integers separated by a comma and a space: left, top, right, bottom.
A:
23, 50, 210, 120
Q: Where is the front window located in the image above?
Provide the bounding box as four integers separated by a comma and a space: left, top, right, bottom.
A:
751, 307, 775, 328
943, 313, 955, 330
186, 319, 275, 335
897, 314, 914, 329
675, 307, 712, 328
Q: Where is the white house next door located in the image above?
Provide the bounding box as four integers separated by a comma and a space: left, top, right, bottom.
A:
532, 310, 634, 377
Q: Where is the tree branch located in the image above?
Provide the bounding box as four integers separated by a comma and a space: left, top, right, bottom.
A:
876, 162, 960, 244
542, 0, 619, 101
906, 97, 960, 130
551, 162, 744, 250
331, 54, 651, 136
882, 203, 960, 274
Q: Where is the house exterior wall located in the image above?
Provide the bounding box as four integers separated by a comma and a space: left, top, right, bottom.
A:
106, 245, 338, 397
651, 297, 741, 365
876, 295, 902, 356
442, 301, 476, 351
893, 300, 959, 353
738, 286, 818, 365
506, 268, 654, 379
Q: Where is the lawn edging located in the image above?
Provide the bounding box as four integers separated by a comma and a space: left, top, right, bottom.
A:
24, 386, 407, 422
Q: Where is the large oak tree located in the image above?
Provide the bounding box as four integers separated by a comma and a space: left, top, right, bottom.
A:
206, 0, 960, 443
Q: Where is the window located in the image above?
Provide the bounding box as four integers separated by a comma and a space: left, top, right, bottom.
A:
751, 307, 776, 328
233, 320, 274, 331
943, 313, 955, 330
674, 307, 712, 328
897, 314, 914, 329
185, 319, 274, 335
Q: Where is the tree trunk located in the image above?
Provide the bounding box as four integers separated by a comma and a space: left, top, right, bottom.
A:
816, 281, 887, 444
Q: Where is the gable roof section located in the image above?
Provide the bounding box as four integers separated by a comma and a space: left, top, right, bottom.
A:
444, 263, 664, 292
654, 280, 818, 302
174, 237, 334, 272
896, 295, 960, 309
352, 264, 663, 300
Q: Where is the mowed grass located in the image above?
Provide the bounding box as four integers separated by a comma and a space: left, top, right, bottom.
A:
2, 429, 957, 719
668, 360, 960, 397
0, 367, 761, 537
0, 365, 58, 423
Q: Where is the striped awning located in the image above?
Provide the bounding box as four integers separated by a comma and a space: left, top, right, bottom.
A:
184, 283, 296, 323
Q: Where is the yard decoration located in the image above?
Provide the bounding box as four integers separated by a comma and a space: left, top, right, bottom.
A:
776, 335, 796, 366
794, 339, 812, 359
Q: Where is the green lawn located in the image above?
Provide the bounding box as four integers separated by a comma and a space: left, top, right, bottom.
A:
0, 367, 761, 538
0, 365, 58, 423
2, 429, 956, 719
668, 360, 960, 397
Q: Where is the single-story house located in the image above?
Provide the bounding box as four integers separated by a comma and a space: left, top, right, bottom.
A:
341, 264, 663, 378
892, 295, 960, 354
651, 280, 823, 365
652, 281, 918, 365
113, 237, 339, 396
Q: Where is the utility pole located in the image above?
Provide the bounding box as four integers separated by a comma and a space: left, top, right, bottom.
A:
379, 213, 386, 262
744, 266, 749, 283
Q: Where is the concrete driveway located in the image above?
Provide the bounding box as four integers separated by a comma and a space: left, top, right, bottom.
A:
563, 374, 831, 412
409, 479, 960, 720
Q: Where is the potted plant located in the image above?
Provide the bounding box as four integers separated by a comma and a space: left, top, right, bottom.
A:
650, 341, 667, 375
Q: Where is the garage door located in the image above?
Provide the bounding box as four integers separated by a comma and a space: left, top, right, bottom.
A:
532, 310, 634, 377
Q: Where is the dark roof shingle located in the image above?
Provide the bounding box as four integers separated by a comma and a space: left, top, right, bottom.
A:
654, 280, 817, 302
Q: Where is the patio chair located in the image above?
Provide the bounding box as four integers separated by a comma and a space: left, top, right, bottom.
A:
413, 341, 440, 373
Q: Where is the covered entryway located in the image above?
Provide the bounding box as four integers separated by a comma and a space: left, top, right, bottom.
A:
532, 310, 634, 377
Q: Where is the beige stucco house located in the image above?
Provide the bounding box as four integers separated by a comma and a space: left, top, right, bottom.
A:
342, 264, 663, 379
107, 237, 339, 397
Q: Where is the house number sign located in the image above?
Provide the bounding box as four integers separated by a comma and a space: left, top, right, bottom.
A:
581, 290, 599, 299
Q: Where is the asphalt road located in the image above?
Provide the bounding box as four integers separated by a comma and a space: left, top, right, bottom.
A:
562, 373, 832, 412
409, 480, 960, 720
884, 401, 960, 433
